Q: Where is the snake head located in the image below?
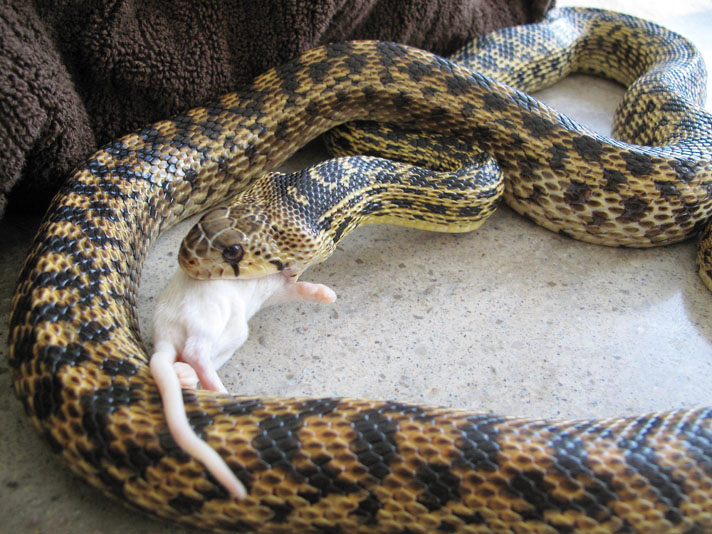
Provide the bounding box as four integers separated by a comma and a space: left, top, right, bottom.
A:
178, 200, 311, 280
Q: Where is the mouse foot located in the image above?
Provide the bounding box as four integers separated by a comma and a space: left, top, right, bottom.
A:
296, 281, 337, 303
174, 362, 199, 389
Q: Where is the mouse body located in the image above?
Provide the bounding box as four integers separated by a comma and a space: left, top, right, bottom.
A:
150, 269, 335, 498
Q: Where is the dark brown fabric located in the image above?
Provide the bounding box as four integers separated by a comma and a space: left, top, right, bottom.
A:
0, 0, 552, 217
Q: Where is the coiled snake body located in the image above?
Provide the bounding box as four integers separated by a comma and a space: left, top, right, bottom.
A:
8, 7, 712, 533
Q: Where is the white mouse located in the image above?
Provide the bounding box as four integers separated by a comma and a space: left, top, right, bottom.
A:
149, 269, 336, 499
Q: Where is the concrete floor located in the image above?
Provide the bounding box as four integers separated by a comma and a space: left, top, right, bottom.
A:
2, 1, 712, 532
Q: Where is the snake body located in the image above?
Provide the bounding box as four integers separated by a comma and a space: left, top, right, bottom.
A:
179, 150, 503, 279
8, 7, 712, 533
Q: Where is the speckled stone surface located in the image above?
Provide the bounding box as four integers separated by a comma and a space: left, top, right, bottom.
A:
1, 2, 712, 532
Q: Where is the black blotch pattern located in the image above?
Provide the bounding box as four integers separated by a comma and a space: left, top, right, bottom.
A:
33, 374, 66, 420
77, 383, 165, 497
344, 53, 367, 75
603, 168, 628, 191
460, 101, 478, 118
415, 463, 461, 511
670, 159, 698, 183
78, 320, 114, 343
197, 118, 224, 141
564, 181, 591, 206
227, 89, 267, 121
41, 342, 90, 373
654, 181, 681, 197
361, 201, 383, 215
101, 357, 139, 377
454, 415, 503, 471
572, 136, 603, 161
48, 205, 125, 251
392, 91, 412, 110
459, 205, 483, 217
618, 195, 648, 221
300, 455, 360, 496
169, 493, 205, 515
280, 160, 377, 232
446, 74, 471, 96
618, 416, 686, 522
508, 470, 558, 521
422, 202, 449, 215
517, 156, 542, 181
261, 500, 294, 523
244, 143, 257, 162
438, 520, 458, 533
350, 402, 433, 482
350, 492, 382, 525
349, 409, 398, 480
269, 259, 285, 272
331, 216, 352, 245
308, 60, 331, 84
622, 152, 653, 176
314, 524, 343, 534
274, 119, 290, 140
32, 302, 74, 324
454, 511, 486, 524
548, 144, 569, 170
326, 41, 354, 58
390, 198, 414, 210
428, 105, 450, 124
482, 92, 509, 112
180, 389, 235, 443
522, 115, 556, 138
274, 61, 302, 104
29, 342, 95, 419
406, 59, 433, 82
220, 398, 263, 417
678, 409, 712, 476
316, 159, 347, 184
549, 427, 618, 520
253, 398, 340, 486
89, 199, 119, 221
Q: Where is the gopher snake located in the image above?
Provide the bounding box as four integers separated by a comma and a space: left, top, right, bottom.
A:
8, 7, 712, 533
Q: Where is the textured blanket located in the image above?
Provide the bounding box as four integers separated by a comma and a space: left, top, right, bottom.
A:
0, 0, 551, 217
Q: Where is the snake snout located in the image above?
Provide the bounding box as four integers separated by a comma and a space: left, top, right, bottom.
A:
177, 226, 212, 279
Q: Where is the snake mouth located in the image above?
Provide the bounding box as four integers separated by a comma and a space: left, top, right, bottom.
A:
228, 260, 281, 279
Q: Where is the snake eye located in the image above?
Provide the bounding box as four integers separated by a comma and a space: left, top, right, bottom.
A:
222, 245, 244, 263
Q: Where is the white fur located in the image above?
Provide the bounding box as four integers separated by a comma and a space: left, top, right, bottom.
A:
150, 270, 336, 499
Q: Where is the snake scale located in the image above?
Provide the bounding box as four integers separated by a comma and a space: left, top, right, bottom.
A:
8, 6, 712, 533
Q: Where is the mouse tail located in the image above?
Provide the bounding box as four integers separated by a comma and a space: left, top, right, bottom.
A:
150, 342, 247, 500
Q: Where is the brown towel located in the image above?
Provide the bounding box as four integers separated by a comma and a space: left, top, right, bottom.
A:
0, 0, 552, 217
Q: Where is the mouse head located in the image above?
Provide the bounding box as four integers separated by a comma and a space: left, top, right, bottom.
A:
178, 196, 319, 280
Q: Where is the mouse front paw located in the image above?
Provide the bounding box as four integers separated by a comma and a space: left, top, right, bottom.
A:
296, 281, 337, 303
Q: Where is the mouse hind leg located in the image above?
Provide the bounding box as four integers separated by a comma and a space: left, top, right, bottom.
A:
180, 337, 229, 393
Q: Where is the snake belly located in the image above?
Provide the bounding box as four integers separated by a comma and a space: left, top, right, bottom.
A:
7, 7, 712, 534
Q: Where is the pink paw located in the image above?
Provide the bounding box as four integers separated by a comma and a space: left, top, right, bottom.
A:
296, 281, 337, 303
174, 362, 199, 389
